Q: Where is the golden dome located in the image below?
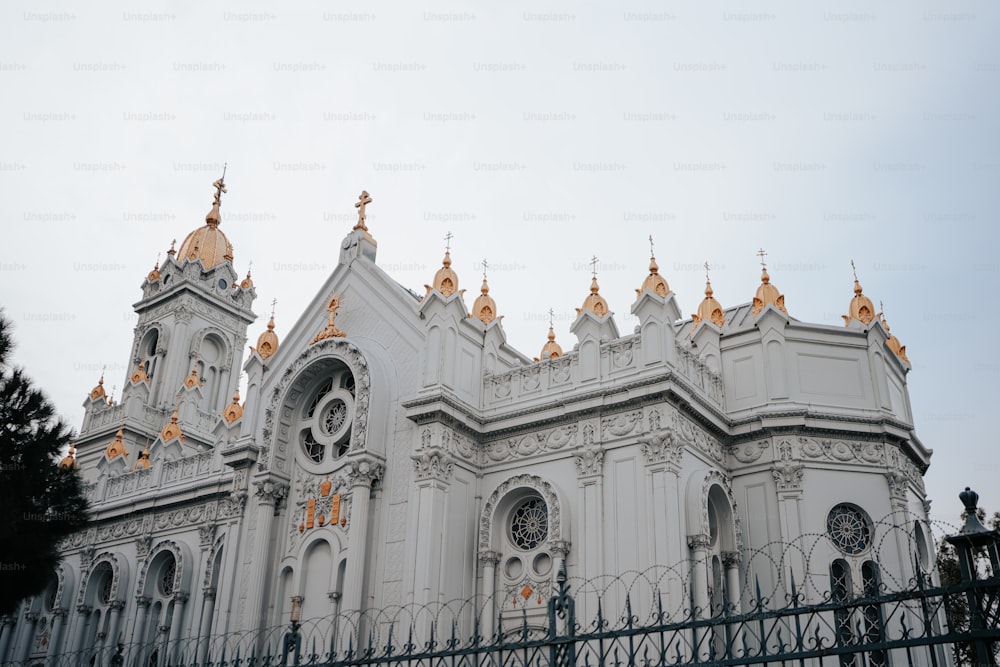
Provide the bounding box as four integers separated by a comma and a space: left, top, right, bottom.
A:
311, 295, 346, 344
130, 361, 149, 384
105, 427, 128, 460
428, 250, 460, 297
636, 255, 669, 298
577, 276, 610, 318
183, 367, 202, 389
177, 176, 234, 269
240, 269, 254, 289
147, 259, 161, 283
751, 268, 787, 316
691, 280, 726, 333
222, 389, 244, 424
879, 310, 910, 364
133, 446, 151, 471
842, 279, 876, 326
59, 444, 78, 470
161, 409, 184, 442
256, 315, 279, 360
89, 374, 106, 401
538, 326, 563, 360
470, 278, 498, 324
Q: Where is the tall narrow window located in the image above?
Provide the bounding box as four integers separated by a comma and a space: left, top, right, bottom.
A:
861, 561, 887, 667
830, 559, 856, 667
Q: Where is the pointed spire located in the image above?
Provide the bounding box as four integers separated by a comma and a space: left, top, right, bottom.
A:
751, 248, 787, 316
842, 259, 876, 326
205, 164, 228, 228
577, 255, 610, 317
89, 371, 107, 400
311, 295, 346, 344
470, 258, 498, 324
427, 232, 460, 298
255, 298, 280, 360
691, 262, 726, 332
536, 308, 563, 360
636, 235, 669, 297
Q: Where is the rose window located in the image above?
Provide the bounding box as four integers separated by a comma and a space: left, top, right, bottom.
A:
510, 498, 548, 550
827, 504, 873, 555
298, 369, 355, 468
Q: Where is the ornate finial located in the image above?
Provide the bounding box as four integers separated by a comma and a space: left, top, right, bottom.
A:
240, 260, 254, 289
270, 298, 277, 318
167, 239, 176, 256
692, 262, 725, 332
353, 190, 372, 231
59, 443, 78, 470
649, 235, 654, 257
161, 407, 184, 442
590, 255, 599, 279
183, 366, 202, 389
256, 302, 280, 360
878, 301, 910, 363
757, 248, 767, 270
89, 369, 107, 400
637, 239, 669, 297
752, 251, 786, 316
578, 258, 610, 317
851, 258, 858, 281
481, 258, 489, 282
222, 388, 244, 424
108, 385, 117, 406
206, 167, 228, 227
958, 487, 993, 535
537, 307, 563, 360
311, 295, 346, 344
105, 425, 127, 460
444, 231, 453, 252
471, 260, 498, 323
704, 261, 711, 283
843, 261, 876, 326
548, 308, 555, 329
427, 241, 459, 297
130, 360, 149, 384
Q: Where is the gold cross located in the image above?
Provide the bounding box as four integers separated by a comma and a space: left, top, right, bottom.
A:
590, 255, 599, 278
212, 163, 228, 206
354, 190, 372, 231
756, 248, 767, 269
444, 231, 453, 251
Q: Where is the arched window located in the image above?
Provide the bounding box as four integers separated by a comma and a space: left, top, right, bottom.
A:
141, 330, 160, 380
861, 562, 887, 667
827, 504, 873, 556
829, 559, 856, 667
497, 492, 553, 626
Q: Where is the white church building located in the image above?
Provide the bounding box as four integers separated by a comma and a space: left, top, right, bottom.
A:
0, 179, 935, 665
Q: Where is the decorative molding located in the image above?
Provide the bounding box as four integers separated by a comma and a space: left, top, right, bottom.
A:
687, 533, 711, 551
478, 550, 501, 567
198, 523, 217, 550
574, 445, 604, 479
479, 474, 562, 552
602, 410, 642, 438
412, 450, 453, 483
639, 430, 684, 470
348, 456, 384, 488
772, 463, 804, 492
721, 551, 740, 568
253, 480, 289, 505
731, 439, 769, 464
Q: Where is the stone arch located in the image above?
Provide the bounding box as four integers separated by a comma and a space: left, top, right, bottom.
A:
136, 540, 192, 598
264, 338, 373, 471
686, 469, 742, 553
188, 326, 233, 369
202, 535, 226, 591
479, 474, 566, 552
75, 552, 129, 608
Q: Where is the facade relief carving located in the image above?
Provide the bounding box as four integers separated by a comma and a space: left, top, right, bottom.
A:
574, 445, 604, 479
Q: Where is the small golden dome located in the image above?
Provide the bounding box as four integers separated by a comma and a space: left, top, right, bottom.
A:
130, 362, 149, 385
470, 278, 498, 324
752, 268, 787, 316
539, 326, 563, 360
691, 280, 726, 333
161, 409, 184, 442
147, 260, 161, 283
577, 276, 610, 318
89, 375, 106, 401
429, 250, 460, 297
105, 427, 128, 460
222, 389, 244, 424
636, 255, 669, 298
240, 269, 254, 289
177, 176, 234, 269
183, 367, 202, 389
842, 279, 876, 326
133, 446, 151, 471
256, 315, 279, 360
59, 444, 78, 470
879, 310, 910, 364
311, 295, 346, 344
320, 477, 332, 497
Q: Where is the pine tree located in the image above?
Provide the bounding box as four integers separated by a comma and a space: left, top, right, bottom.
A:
0, 311, 89, 614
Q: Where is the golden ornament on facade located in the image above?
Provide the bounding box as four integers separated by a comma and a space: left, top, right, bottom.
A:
183, 367, 202, 389
240, 267, 254, 289
105, 426, 128, 460
353, 190, 372, 232
133, 445, 151, 471
89, 374, 106, 400
130, 362, 149, 384
577, 257, 610, 317
751, 250, 787, 316
311, 295, 346, 344
842, 261, 876, 326
427, 233, 461, 298
161, 409, 184, 443
256, 317, 279, 360
222, 389, 244, 424
177, 172, 235, 269
320, 477, 332, 497
147, 258, 161, 283
538, 326, 563, 360
636, 237, 669, 298
470, 278, 498, 324
879, 305, 910, 363
691, 264, 726, 333
59, 444, 78, 470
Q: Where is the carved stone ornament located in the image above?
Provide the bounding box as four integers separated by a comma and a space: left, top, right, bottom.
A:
574, 445, 604, 479
478, 550, 502, 567
254, 480, 289, 505
135, 535, 153, 560
771, 462, 804, 492
731, 439, 769, 464
198, 523, 217, 550
885, 471, 909, 500
412, 450, 453, 483
479, 474, 562, 552
348, 456, 384, 488
639, 430, 684, 469
687, 533, 711, 551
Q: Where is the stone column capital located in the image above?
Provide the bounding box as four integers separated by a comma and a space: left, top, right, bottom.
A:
687, 533, 711, 551
721, 551, 741, 568
348, 456, 384, 488
478, 550, 501, 567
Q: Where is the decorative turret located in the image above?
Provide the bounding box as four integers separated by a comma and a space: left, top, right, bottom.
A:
130, 361, 149, 384
536, 310, 563, 361
751, 249, 787, 316
161, 408, 184, 443
59, 444, 78, 470
879, 303, 910, 364
426, 232, 461, 298
176, 170, 234, 269
240, 265, 254, 289
88, 373, 106, 401
691, 263, 726, 333
255, 299, 280, 360
636, 237, 669, 298
842, 260, 876, 326
470, 259, 498, 324
147, 255, 161, 282
576, 256, 610, 318
312, 295, 346, 344
105, 426, 128, 460
222, 389, 244, 424
183, 366, 202, 389
133, 445, 151, 470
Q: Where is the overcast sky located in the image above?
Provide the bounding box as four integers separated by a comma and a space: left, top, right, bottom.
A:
1, 0, 997, 527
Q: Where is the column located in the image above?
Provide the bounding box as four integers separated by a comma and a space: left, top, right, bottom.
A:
721, 552, 741, 614
243, 479, 288, 632
411, 450, 451, 607
15, 612, 38, 663
771, 450, 805, 600
477, 551, 500, 642
106, 601, 124, 647
46, 609, 67, 666
125, 597, 150, 667
341, 458, 384, 616
196, 588, 216, 666
167, 593, 188, 664
0, 616, 16, 662
687, 534, 711, 661
72, 606, 92, 656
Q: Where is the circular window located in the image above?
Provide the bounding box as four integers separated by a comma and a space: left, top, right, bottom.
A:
321, 399, 348, 437
510, 498, 548, 550
827, 504, 873, 555
504, 556, 523, 579
297, 369, 355, 468
159, 560, 176, 596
